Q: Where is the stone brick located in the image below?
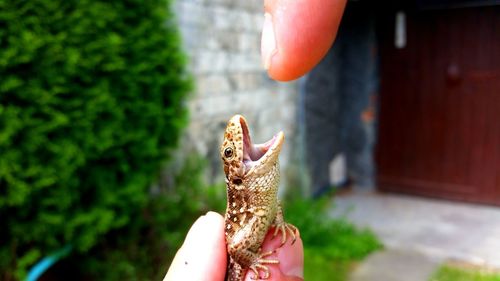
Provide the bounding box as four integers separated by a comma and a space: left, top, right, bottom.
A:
193, 51, 228, 73
188, 93, 236, 117
238, 33, 260, 52
178, 25, 206, 50
209, 30, 241, 51
195, 74, 232, 96
251, 14, 265, 32
205, 0, 262, 13
226, 53, 262, 72
211, 8, 259, 32
227, 72, 263, 92
175, 2, 208, 26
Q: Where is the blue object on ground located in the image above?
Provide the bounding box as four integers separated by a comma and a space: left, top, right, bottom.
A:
26, 245, 72, 281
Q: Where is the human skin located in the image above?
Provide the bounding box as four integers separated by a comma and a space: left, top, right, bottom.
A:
163, 212, 304, 281
261, 0, 347, 81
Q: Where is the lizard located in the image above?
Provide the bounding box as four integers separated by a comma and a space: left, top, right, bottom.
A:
220, 114, 298, 281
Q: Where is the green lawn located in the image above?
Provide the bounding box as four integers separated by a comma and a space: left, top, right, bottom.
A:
430, 265, 500, 281
285, 198, 382, 281
304, 248, 354, 281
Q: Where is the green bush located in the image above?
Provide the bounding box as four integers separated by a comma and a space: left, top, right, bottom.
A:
0, 0, 190, 279
73, 155, 225, 281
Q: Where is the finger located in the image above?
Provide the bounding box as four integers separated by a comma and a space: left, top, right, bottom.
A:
163, 212, 227, 281
244, 229, 304, 281
262, 0, 347, 81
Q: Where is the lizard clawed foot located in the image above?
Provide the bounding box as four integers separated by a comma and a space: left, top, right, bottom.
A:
248, 250, 279, 280
272, 222, 298, 246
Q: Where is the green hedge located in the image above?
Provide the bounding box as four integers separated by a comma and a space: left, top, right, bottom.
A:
0, 0, 191, 279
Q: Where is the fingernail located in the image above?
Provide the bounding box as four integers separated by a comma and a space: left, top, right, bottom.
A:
184, 212, 221, 246
185, 215, 208, 239
261, 13, 277, 70
205, 211, 221, 220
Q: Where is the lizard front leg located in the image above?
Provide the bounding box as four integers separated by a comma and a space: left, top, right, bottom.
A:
227, 216, 278, 280
228, 246, 278, 280
272, 201, 298, 246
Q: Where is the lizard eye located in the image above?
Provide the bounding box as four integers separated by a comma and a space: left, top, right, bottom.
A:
224, 147, 233, 158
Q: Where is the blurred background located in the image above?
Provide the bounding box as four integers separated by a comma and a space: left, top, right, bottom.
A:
0, 0, 499, 280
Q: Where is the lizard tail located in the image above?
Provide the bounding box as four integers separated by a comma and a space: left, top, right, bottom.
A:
225, 257, 245, 281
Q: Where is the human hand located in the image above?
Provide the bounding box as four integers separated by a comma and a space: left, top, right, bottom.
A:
261, 0, 347, 81
163, 211, 304, 281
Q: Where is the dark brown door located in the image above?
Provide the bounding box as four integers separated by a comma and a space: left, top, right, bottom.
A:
376, 6, 500, 205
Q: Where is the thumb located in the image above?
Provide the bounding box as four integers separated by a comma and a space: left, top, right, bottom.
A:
262, 0, 347, 81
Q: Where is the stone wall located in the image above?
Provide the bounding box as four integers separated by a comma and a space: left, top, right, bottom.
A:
173, 0, 301, 187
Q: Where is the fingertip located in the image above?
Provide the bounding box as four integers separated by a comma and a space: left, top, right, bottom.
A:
263, 0, 347, 81
164, 212, 226, 281
184, 211, 224, 243
204, 211, 225, 223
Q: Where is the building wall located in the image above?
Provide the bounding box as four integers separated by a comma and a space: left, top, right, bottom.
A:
173, 0, 301, 187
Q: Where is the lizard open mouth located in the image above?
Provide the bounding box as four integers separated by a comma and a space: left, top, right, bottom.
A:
239, 116, 284, 171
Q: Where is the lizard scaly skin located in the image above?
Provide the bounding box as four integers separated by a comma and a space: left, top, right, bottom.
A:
220, 115, 297, 281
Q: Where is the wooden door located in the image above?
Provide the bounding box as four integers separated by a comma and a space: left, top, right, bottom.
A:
376, 6, 500, 205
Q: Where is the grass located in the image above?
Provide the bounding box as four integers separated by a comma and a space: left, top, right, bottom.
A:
304, 248, 354, 281
430, 264, 500, 281
285, 197, 382, 281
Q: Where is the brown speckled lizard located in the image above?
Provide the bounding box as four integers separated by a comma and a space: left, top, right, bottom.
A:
220, 115, 297, 281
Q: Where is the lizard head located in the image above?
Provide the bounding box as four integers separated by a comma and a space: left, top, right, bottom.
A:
220, 115, 284, 179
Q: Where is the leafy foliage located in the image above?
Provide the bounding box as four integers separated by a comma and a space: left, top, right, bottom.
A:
285, 197, 382, 280
0, 0, 190, 279
285, 197, 382, 261
304, 249, 353, 281
73, 155, 226, 281
430, 264, 500, 281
